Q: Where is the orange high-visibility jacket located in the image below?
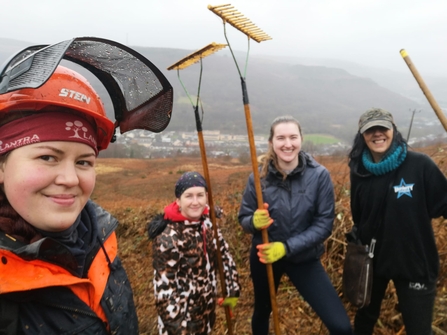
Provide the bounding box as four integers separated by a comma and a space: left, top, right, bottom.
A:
0, 201, 138, 335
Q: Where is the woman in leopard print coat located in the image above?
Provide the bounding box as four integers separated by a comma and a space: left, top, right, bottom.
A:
148, 172, 241, 335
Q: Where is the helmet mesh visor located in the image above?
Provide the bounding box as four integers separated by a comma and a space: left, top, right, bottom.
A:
0, 38, 173, 134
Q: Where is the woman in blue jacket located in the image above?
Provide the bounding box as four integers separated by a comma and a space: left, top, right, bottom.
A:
238, 115, 352, 335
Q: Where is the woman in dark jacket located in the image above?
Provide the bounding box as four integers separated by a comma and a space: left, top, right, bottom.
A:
0, 65, 138, 334
148, 171, 241, 335
349, 108, 447, 335
239, 115, 353, 335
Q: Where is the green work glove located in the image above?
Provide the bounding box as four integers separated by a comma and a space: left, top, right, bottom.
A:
253, 203, 273, 230
217, 297, 238, 317
218, 297, 239, 310
256, 242, 286, 264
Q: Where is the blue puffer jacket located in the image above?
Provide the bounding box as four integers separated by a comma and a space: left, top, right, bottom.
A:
238, 152, 335, 263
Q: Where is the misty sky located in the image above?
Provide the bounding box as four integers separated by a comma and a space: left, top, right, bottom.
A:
3, 0, 447, 76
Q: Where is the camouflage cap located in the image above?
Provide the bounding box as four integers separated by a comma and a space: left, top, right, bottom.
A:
358, 108, 394, 134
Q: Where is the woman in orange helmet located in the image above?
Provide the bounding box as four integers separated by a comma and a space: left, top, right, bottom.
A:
0, 65, 139, 334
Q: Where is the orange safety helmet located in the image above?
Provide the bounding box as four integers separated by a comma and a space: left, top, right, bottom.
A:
0, 65, 115, 151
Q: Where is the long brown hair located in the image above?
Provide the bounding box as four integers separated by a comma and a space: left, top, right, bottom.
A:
0, 153, 42, 243
259, 115, 303, 180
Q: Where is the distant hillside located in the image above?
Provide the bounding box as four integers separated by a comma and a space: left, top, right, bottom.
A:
0, 38, 426, 143
132, 46, 423, 142
271, 56, 447, 109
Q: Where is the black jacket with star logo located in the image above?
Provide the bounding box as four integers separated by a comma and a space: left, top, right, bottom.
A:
350, 150, 447, 283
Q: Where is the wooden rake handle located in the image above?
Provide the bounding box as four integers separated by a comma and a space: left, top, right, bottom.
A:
400, 49, 447, 132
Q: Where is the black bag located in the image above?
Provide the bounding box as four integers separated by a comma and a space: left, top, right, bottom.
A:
342, 236, 375, 308
343, 170, 397, 308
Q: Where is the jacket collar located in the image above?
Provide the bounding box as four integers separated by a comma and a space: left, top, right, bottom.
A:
0, 201, 103, 276
269, 151, 318, 178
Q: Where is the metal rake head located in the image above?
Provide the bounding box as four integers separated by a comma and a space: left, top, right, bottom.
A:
208, 4, 272, 43
167, 42, 227, 71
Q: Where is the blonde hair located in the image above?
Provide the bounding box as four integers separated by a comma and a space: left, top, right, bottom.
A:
259, 115, 302, 180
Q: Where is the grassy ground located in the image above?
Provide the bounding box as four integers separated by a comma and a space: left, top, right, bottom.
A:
304, 134, 341, 145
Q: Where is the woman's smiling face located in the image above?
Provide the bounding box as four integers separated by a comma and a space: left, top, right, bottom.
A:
0, 141, 96, 232
176, 186, 208, 221
271, 122, 302, 170
362, 126, 394, 162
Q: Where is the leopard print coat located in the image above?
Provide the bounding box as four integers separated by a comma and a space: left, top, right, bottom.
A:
149, 212, 240, 335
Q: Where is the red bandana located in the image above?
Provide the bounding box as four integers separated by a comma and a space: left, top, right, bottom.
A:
0, 112, 98, 155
